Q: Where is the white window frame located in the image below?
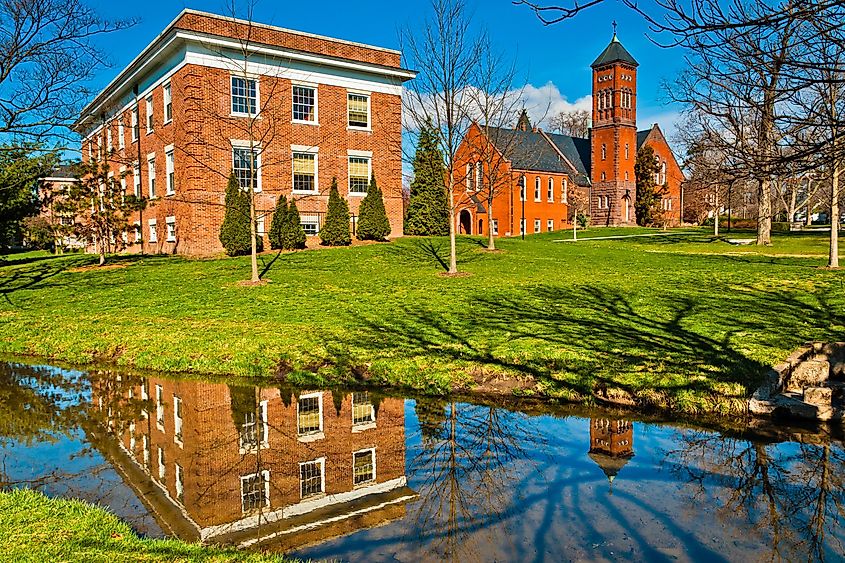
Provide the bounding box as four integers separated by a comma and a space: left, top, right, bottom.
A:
351, 391, 376, 430
352, 447, 377, 486
230, 75, 259, 117
231, 140, 262, 193
132, 162, 141, 197
534, 218, 541, 233
348, 150, 372, 196
165, 215, 176, 243
257, 217, 265, 236
163, 82, 172, 124
300, 215, 320, 236
292, 83, 318, 125
534, 177, 541, 201
157, 446, 165, 481
240, 470, 271, 513
148, 218, 158, 243
298, 458, 325, 499
155, 384, 164, 429
145, 96, 154, 134
142, 435, 149, 467
296, 391, 324, 439
175, 463, 184, 502
173, 394, 183, 445
547, 219, 554, 232
547, 177, 554, 202
131, 106, 139, 142
118, 120, 125, 150
346, 91, 370, 130
147, 153, 156, 199
291, 145, 319, 194
492, 218, 499, 236
238, 399, 269, 453
134, 221, 141, 242
475, 161, 482, 191
562, 177, 568, 203
106, 126, 112, 153
165, 146, 175, 195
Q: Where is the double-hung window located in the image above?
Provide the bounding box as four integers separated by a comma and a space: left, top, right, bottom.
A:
297, 393, 322, 436
239, 400, 269, 453
353, 449, 376, 485
534, 218, 541, 233
106, 127, 112, 153
348, 153, 371, 195
163, 83, 172, 123
131, 106, 139, 141
352, 392, 375, 427
547, 178, 554, 202
155, 384, 164, 428
534, 177, 541, 201
231, 76, 258, 116
562, 177, 568, 203
347, 92, 369, 129
148, 219, 157, 243
241, 471, 270, 513
292, 85, 316, 123
165, 216, 176, 243
547, 219, 554, 232
118, 120, 125, 150
147, 154, 156, 198
173, 395, 182, 443
157, 447, 165, 480
133, 163, 141, 197
165, 148, 175, 195
299, 459, 324, 498
232, 143, 260, 192
145, 96, 153, 133
175, 464, 184, 502
292, 150, 317, 193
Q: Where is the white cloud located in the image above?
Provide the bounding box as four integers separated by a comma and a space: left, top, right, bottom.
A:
515, 82, 592, 127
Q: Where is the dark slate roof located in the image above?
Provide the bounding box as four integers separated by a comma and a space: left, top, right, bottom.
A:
591, 34, 638, 68
636, 129, 651, 149
484, 126, 591, 185
546, 133, 591, 185
45, 163, 78, 180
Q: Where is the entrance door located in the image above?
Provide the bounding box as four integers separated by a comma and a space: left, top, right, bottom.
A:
459, 210, 472, 234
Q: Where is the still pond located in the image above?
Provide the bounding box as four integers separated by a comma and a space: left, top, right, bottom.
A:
2, 361, 844, 561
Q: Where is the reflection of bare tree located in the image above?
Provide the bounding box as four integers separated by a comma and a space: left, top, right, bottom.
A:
665, 431, 845, 561
409, 399, 545, 560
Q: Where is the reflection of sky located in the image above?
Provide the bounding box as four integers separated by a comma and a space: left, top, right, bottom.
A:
298, 403, 845, 563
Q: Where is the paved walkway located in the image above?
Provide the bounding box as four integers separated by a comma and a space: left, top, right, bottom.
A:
554, 231, 695, 242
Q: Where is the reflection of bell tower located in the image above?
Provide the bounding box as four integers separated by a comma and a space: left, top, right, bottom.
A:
590, 23, 638, 226
588, 418, 634, 491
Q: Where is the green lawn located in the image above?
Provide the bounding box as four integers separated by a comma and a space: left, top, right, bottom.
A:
0, 489, 295, 562
1, 227, 843, 415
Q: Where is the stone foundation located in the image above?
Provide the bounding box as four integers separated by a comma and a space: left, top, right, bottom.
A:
749, 342, 845, 422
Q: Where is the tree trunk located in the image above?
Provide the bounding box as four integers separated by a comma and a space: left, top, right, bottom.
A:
757, 178, 772, 245
447, 178, 457, 274
789, 182, 797, 223
249, 189, 259, 283
486, 200, 495, 251
806, 191, 814, 226
830, 163, 840, 268
714, 187, 720, 238
99, 239, 106, 266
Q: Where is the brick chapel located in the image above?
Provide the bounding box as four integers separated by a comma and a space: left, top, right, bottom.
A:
455, 30, 684, 236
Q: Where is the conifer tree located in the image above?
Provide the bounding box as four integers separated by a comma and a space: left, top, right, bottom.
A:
269, 194, 288, 250
356, 175, 391, 241
405, 125, 449, 236
219, 172, 252, 256
634, 145, 668, 227
280, 198, 306, 250
320, 178, 351, 246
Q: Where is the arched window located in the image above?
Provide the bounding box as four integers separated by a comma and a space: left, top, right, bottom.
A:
534, 177, 541, 201
660, 161, 667, 185
547, 177, 554, 202
601, 144, 607, 161
476, 161, 482, 190
601, 171, 606, 181
562, 177, 568, 203
466, 163, 473, 190
625, 143, 629, 159
520, 175, 526, 201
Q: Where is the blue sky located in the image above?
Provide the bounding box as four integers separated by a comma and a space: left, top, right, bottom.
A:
84, 0, 686, 140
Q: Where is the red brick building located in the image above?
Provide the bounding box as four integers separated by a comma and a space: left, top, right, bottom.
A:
74, 10, 415, 255
89, 375, 414, 549
455, 32, 683, 235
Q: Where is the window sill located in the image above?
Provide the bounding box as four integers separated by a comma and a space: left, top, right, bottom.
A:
174, 437, 183, 448
292, 190, 319, 195
149, 239, 158, 244
163, 119, 172, 126
292, 119, 319, 126
352, 422, 376, 433
230, 112, 260, 119
149, 196, 158, 200
146, 131, 154, 136
166, 238, 176, 243
165, 192, 175, 197
348, 191, 367, 197
297, 431, 324, 443
347, 126, 371, 132
156, 422, 164, 432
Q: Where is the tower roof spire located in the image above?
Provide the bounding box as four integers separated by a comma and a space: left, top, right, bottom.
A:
591, 25, 638, 68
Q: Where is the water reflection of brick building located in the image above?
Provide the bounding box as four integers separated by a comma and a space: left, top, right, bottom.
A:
89, 377, 415, 549
588, 418, 634, 486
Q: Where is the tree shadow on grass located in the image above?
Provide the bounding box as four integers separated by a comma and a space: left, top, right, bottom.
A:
384, 237, 484, 272
348, 282, 843, 407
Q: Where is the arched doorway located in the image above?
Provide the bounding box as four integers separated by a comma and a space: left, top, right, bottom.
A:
459, 210, 472, 234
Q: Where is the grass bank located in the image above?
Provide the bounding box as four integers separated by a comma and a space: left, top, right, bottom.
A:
0, 489, 293, 562
1, 228, 843, 415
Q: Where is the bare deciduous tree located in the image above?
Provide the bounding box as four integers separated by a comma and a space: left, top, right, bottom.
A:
402, 0, 484, 275
0, 0, 136, 146
547, 108, 590, 138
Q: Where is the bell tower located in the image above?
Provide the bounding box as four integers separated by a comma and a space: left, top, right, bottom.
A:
590, 25, 639, 225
